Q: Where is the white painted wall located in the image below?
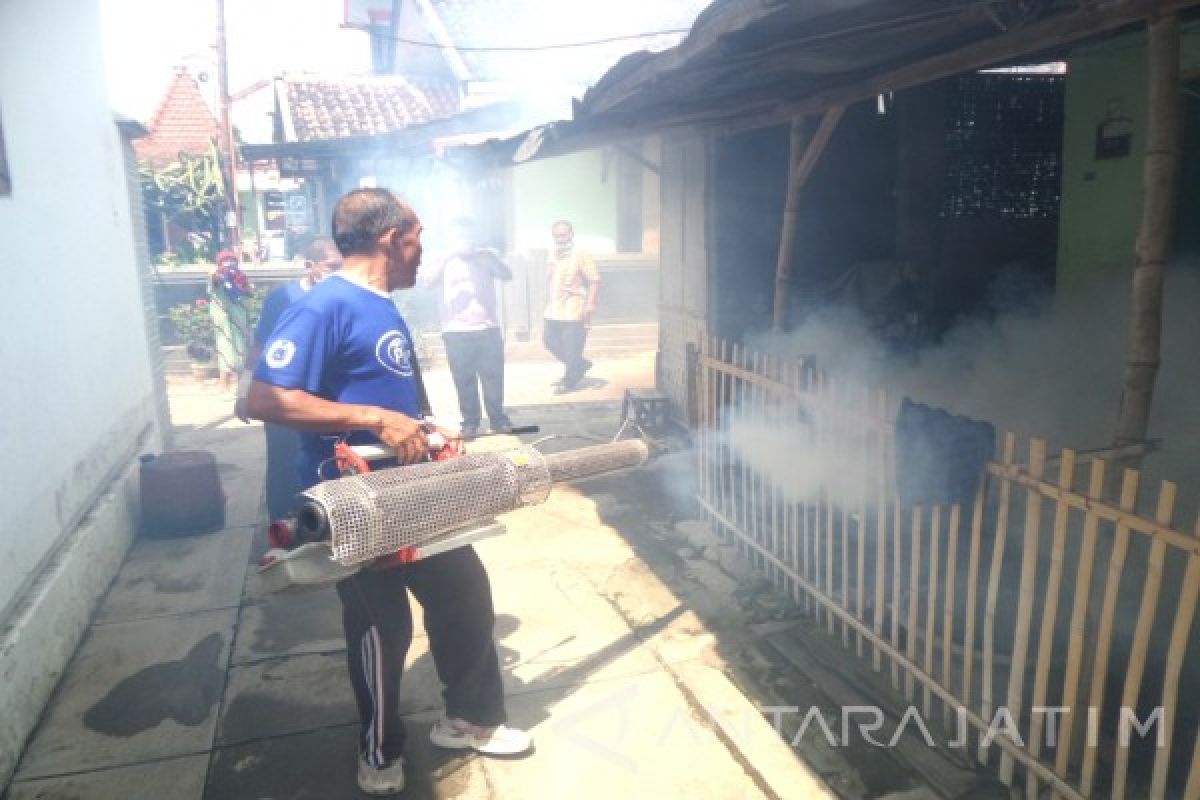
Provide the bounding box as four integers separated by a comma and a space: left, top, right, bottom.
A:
0, 0, 160, 620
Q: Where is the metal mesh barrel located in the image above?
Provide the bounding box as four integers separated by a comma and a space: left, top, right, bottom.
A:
300, 446, 551, 566
298, 441, 650, 566
544, 439, 650, 483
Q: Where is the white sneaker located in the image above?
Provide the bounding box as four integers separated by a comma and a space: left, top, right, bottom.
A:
429, 716, 533, 756
356, 754, 406, 795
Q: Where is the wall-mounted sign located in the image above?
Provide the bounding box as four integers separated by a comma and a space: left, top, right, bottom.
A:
1095, 101, 1133, 160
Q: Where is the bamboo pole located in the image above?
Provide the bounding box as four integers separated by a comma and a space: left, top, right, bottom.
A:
1185, 718, 1200, 800
1150, 514, 1200, 798
924, 504, 942, 720
1078, 468, 1141, 797
984, 462, 1200, 554
763, 352, 774, 580
797, 364, 811, 616
750, 350, 763, 574
1027, 448, 1077, 799
1111, 480, 1177, 799
798, 369, 810, 615
906, 505, 923, 702
942, 502, 962, 729
856, 396, 867, 660
824, 376, 836, 634
1000, 438, 1048, 785
735, 343, 749, 562
1053, 459, 1109, 798
1114, 13, 1182, 447
772, 109, 844, 331
873, 389, 889, 671
715, 340, 724, 522
699, 337, 711, 523
891, 497, 903, 691
842, 445, 852, 649
979, 432, 1017, 766
962, 481, 987, 727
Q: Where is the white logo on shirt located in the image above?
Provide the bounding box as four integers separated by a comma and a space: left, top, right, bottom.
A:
375, 330, 413, 377
265, 339, 296, 368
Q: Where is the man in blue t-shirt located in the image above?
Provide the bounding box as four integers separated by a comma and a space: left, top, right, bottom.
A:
247, 189, 531, 796
234, 235, 341, 521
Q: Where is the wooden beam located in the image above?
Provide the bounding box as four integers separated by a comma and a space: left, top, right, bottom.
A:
772, 108, 844, 331
1114, 12, 1182, 446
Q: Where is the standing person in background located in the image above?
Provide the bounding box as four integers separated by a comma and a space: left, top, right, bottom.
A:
420, 218, 513, 439
542, 220, 600, 394
234, 235, 341, 520
209, 250, 254, 392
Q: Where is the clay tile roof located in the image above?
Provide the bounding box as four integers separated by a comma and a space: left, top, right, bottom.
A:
280, 74, 461, 142
133, 69, 222, 166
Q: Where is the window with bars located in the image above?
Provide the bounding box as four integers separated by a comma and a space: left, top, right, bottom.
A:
942, 73, 1065, 219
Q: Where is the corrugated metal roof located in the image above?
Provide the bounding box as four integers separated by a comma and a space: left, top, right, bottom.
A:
453, 0, 1200, 165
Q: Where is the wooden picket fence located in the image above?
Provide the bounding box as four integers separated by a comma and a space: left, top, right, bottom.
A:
695, 337, 1200, 800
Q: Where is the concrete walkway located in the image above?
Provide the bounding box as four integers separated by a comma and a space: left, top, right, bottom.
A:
3, 356, 831, 799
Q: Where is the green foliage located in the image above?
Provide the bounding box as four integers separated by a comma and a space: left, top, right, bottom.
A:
168, 298, 215, 362
245, 285, 268, 332
141, 142, 226, 264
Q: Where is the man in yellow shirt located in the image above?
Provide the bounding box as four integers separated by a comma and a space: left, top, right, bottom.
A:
543, 220, 600, 393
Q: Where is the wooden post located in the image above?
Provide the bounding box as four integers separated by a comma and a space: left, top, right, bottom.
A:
923, 505, 942, 720
1027, 449, 1077, 799
942, 502, 961, 730
906, 505, 923, 701
1054, 460, 1109, 798
1114, 13, 1181, 446
962, 482, 987, 732
1150, 513, 1200, 798
1000, 438, 1048, 785
772, 108, 844, 331
979, 432, 1017, 766
873, 389, 889, 671
1079, 469, 1142, 797
1111, 480, 1177, 799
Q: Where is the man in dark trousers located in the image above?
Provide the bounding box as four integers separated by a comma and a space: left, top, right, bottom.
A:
234, 235, 340, 521
419, 218, 513, 439
247, 189, 531, 796
543, 220, 600, 393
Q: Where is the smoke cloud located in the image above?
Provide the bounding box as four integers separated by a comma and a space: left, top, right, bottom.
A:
739, 266, 1200, 514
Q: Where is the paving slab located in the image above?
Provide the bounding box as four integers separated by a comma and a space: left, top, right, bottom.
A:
488, 563, 663, 697
217, 643, 445, 747
479, 670, 771, 800
204, 718, 491, 800
231, 587, 346, 665
94, 528, 254, 624
217, 653, 359, 746
14, 609, 236, 780
4, 754, 208, 800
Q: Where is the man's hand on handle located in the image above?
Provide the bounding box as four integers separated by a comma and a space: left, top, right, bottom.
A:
372, 409, 430, 465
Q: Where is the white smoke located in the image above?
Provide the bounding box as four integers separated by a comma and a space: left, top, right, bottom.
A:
744, 265, 1200, 514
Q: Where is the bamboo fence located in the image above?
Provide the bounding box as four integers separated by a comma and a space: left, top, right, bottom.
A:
696, 337, 1200, 800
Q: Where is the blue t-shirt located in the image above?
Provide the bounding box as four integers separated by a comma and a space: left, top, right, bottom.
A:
253, 275, 422, 488
254, 280, 307, 347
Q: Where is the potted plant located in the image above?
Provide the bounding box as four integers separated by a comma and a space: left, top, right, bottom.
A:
169, 298, 219, 380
